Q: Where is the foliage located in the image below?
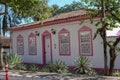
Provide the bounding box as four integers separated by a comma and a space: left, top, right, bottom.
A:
3, 51, 8, 62
5, 54, 22, 69
51, 1, 85, 16
40, 67, 50, 72
43, 61, 68, 73
39, 63, 53, 72
81, 0, 120, 76
14, 63, 26, 70
116, 47, 120, 53
74, 56, 96, 75
0, 0, 51, 20
25, 64, 40, 71
53, 60, 68, 73
44, 62, 54, 72
82, 0, 120, 36
0, 0, 51, 36
113, 70, 120, 76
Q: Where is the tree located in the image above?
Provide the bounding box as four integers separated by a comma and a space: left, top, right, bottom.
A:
0, 0, 51, 69
51, 4, 59, 16
82, 0, 120, 75
0, 0, 51, 35
51, 1, 85, 16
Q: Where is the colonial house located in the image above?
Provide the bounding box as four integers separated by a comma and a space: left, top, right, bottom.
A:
10, 10, 120, 69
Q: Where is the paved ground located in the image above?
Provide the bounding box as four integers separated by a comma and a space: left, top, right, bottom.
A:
0, 70, 120, 80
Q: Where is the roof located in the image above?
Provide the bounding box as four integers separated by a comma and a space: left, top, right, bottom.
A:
10, 10, 87, 31
45, 10, 86, 22
0, 37, 10, 48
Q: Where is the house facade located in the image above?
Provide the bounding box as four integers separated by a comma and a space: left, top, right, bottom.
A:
10, 10, 120, 69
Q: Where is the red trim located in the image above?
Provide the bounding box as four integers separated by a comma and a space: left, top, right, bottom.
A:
10, 16, 99, 32
68, 66, 76, 69
17, 35, 24, 55
78, 26, 93, 56
92, 68, 104, 71
58, 28, 71, 56
42, 31, 52, 65
28, 33, 37, 55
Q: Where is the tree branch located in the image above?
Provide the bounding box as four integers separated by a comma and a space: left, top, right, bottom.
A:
113, 37, 120, 47
110, 12, 120, 23
106, 4, 120, 22
99, 23, 112, 48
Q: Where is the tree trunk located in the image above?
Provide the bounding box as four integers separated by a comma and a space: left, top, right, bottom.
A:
103, 30, 108, 75
109, 48, 116, 76
101, 0, 108, 75
108, 37, 120, 76
100, 29, 108, 75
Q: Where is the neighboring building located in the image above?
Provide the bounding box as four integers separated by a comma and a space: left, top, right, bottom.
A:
116, 30, 120, 36
10, 10, 120, 69
0, 37, 11, 54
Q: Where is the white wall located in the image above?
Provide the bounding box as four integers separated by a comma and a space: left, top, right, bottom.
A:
12, 20, 120, 69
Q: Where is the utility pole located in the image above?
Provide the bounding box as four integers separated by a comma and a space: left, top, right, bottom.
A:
0, 30, 3, 69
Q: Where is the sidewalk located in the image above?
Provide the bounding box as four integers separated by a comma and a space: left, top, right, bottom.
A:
0, 70, 120, 80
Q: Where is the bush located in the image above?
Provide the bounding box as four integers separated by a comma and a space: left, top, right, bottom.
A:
5, 54, 22, 69
113, 70, 120, 76
53, 60, 68, 73
44, 62, 54, 72
40, 67, 50, 72
25, 64, 40, 71
14, 63, 26, 70
74, 56, 96, 75
0, 65, 2, 70
3, 51, 8, 62
41, 61, 68, 73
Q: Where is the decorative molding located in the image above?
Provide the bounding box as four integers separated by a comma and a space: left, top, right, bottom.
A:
58, 28, 71, 56
17, 34, 24, 55
78, 26, 93, 56
28, 33, 37, 55
42, 30, 52, 65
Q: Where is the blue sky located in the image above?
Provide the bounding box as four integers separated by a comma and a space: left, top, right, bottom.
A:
48, 0, 80, 7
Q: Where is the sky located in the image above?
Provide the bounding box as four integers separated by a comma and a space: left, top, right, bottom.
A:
48, 0, 80, 7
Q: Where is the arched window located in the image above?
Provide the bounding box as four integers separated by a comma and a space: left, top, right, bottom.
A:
78, 26, 93, 56
58, 28, 71, 56
28, 33, 37, 55
17, 35, 24, 55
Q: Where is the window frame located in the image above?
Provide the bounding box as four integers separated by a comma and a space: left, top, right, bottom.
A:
58, 28, 71, 56
78, 26, 93, 56
17, 35, 24, 55
28, 33, 37, 55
